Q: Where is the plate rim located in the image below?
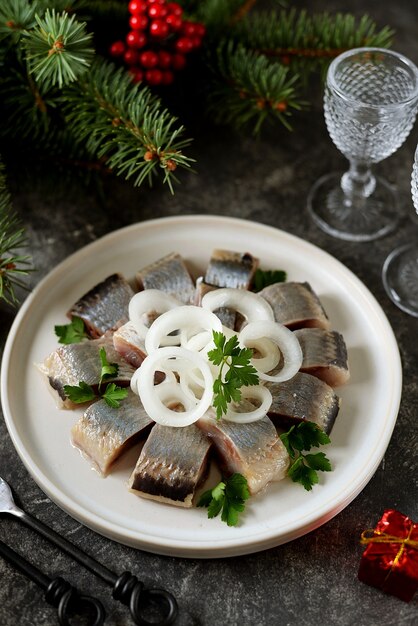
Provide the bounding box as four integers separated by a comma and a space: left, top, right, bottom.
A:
0, 214, 402, 557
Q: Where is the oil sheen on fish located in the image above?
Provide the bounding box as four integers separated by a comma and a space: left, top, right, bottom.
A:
197, 410, 289, 495
267, 372, 340, 434
136, 253, 195, 304
128, 424, 212, 507
259, 282, 330, 330
294, 328, 350, 387
113, 321, 147, 368
38, 335, 136, 409
71, 391, 153, 476
68, 273, 135, 338
204, 249, 259, 290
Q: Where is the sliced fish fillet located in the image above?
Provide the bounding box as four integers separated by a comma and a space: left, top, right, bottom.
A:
205, 249, 259, 290
136, 253, 195, 304
113, 321, 147, 368
295, 328, 350, 387
68, 273, 135, 338
267, 372, 340, 434
259, 282, 330, 330
128, 424, 211, 507
197, 410, 289, 495
37, 335, 136, 409
71, 391, 153, 476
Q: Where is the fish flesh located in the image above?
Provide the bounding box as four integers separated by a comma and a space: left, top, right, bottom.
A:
259, 282, 330, 330
113, 321, 147, 368
197, 410, 289, 495
38, 335, 136, 409
128, 424, 212, 507
294, 328, 350, 387
266, 372, 340, 434
205, 249, 259, 290
68, 273, 135, 338
71, 391, 153, 476
136, 253, 195, 304
194, 277, 236, 329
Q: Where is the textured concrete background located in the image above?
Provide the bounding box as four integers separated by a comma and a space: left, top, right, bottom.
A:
1, 0, 418, 624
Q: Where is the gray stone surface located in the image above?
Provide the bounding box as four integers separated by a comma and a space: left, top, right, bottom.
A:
1, 0, 418, 624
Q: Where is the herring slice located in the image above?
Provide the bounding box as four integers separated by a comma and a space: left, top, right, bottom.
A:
71, 391, 153, 476
204, 249, 259, 289
295, 328, 350, 387
259, 282, 330, 330
113, 321, 147, 368
128, 424, 212, 507
136, 252, 195, 304
197, 410, 289, 495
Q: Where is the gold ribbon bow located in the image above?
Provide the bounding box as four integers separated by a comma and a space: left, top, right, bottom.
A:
360, 527, 418, 577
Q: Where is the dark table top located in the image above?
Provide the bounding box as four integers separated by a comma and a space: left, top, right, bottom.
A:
1, 0, 418, 624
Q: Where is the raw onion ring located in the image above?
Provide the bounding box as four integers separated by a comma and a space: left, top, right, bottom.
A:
223, 385, 272, 423
129, 289, 182, 346
201, 288, 274, 324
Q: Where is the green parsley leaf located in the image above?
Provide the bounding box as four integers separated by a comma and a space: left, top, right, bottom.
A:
63, 381, 96, 404
55, 317, 88, 345
280, 422, 332, 491
208, 331, 259, 420
99, 347, 119, 388
252, 269, 287, 292
197, 473, 250, 527
101, 383, 128, 408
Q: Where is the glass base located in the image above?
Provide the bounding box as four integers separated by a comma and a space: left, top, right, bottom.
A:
382, 242, 418, 317
307, 172, 398, 241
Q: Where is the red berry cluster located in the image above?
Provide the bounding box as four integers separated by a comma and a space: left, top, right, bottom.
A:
109, 0, 206, 86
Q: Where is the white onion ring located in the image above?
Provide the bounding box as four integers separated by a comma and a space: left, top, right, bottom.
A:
134, 346, 214, 426
223, 385, 272, 423
201, 288, 274, 324
244, 337, 280, 373
129, 289, 182, 346
145, 306, 222, 354
239, 321, 302, 383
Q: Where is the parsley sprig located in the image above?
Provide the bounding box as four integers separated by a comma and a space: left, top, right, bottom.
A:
252, 268, 287, 292
207, 331, 259, 420
280, 422, 332, 491
63, 347, 128, 408
55, 317, 88, 344
197, 473, 250, 526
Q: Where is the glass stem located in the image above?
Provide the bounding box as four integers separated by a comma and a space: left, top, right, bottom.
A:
341, 160, 376, 199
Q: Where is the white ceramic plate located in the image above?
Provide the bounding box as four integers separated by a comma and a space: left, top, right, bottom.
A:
1, 215, 402, 558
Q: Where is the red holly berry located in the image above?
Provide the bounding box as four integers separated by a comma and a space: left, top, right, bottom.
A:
158, 50, 172, 68
109, 40, 125, 57
190, 36, 202, 49
129, 14, 148, 30
166, 2, 183, 16
139, 50, 159, 68
145, 69, 163, 85
147, 0, 165, 4
124, 49, 139, 65
161, 70, 174, 85
166, 14, 182, 31
148, 4, 168, 18
128, 0, 147, 14
181, 21, 197, 37
194, 23, 206, 38
171, 53, 186, 70
150, 19, 169, 38
175, 37, 193, 53
126, 30, 147, 49
129, 67, 144, 83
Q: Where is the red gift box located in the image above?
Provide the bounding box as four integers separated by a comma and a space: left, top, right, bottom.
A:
358, 509, 418, 602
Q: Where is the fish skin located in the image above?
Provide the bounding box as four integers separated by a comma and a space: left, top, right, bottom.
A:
113, 321, 147, 368
294, 328, 350, 387
259, 282, 330, 330
197, 410, 289, 495
136, 253, 195, 304
71, 391, 153, 476
204, 249, 259, 290
38, 335, 136, 409
68, 273, 135, 338
128, 424, 212, 507
267, 372, 340, 435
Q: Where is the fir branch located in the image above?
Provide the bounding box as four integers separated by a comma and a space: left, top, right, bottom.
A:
24, 9, 94, 89
64, 59, 194, 192
0, 159, 32, 306
0, 0, 39, 45
208, 42, 302, 133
